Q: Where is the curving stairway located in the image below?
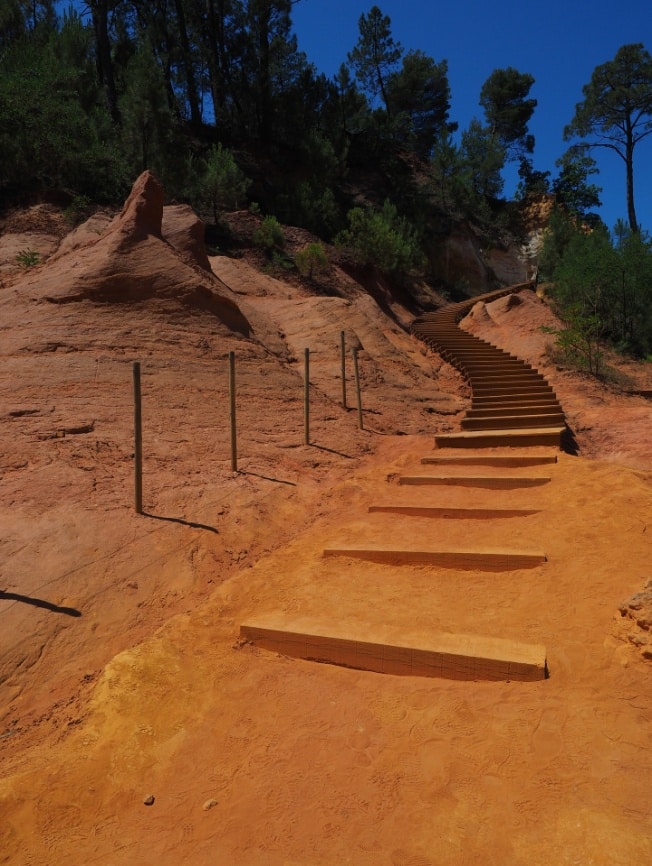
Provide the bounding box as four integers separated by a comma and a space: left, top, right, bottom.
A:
240, 283, 562, 685
411, 282, 567, 448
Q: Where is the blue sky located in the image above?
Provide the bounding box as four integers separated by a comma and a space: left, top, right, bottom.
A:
292, 0, 652, 234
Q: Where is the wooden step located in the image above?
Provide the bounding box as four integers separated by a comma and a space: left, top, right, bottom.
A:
466, 405, 561, 418
398, 474, 550, 488
368, 505, 540, 518
439, 343, 507, 349
460, 363, 536, 372
470, 394, 556, 404
471, 394, 561, 406
240, 616, 548, 682
467, 373, 546, 383
435, 427, 565, 448
421, 455, 557, 466
461, 413, 565, 430
322, 546, 546, 569
446, 348, 509, 354
472, 384, 555, 395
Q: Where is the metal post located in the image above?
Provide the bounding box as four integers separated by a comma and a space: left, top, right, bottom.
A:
351, 347, 363, 430
304, 347, 310, 445
340, 330, 347, 409
229, 351, 237, 471
132, 361, 143, 514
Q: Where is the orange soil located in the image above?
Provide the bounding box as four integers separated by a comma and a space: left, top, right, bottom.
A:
1, 197, 652, 865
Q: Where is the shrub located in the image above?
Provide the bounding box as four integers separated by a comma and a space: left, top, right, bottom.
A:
64, 194, 93, 226
204, 144, 249, 223
16, 249, 40, 268
254, 215, 285, 252
295, 242, 329, 279
335, 199, 424, 274
542, 306, 604, 376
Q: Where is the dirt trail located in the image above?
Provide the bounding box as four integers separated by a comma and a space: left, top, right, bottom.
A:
2, 433, 651, 865
1, 187, 651, 864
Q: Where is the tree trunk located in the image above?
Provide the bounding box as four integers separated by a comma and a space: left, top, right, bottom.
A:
205, 0, 222, 123
376, 64, 391, 115
253, 0, 273, 145
625, 120, 639, 233
174, 0, 202, 126
90, 0, 121, 127
205, 0, 243, 131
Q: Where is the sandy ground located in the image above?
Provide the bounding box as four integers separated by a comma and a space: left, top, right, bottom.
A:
1, 199, 652, 865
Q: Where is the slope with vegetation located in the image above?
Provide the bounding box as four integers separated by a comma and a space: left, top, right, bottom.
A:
1, 2, 652, 363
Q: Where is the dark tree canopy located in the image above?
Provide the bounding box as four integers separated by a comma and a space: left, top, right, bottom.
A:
479, 66, 537, 157
347, 5, 402, 113
386, 50, 454, 158
459, 118, 505, 200
552, 148, 602, 221
3, 0, 651, 321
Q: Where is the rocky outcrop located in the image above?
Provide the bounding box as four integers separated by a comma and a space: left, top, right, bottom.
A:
162, 204, 212, 273
428, 222, 493, 294
619, 580, 652, 660
22, 171, 250, 335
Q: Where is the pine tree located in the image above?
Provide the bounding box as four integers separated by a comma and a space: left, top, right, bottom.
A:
565, 43, 652, 234
347, 5, 402, 114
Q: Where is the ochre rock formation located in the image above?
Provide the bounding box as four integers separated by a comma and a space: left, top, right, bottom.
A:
162, 203, 212, 273
24, 171, 250, 335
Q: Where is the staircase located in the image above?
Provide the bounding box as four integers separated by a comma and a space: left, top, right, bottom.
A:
240, 284, 563, 684
411, 283, 566, 448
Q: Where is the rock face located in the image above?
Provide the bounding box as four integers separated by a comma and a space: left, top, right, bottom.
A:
428, 222, 492, 293
25, 170, 250, 335
162, 204, 212, 273
619, 580, 652, 659
119, 169, 165, 241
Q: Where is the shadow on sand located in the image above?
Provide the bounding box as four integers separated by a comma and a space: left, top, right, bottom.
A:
238, 470, 296, 487
142, 512, 219, 533
0, 590, 81, 617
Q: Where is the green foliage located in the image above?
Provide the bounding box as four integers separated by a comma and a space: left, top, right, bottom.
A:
480, 67, 537, 158
203, 144, 249, 224
15, 248, 40, 268
552, 148, 602, 220
294, 242, 329, 279
254, 215, 285, 252
241, 0, 299, 146
515, 157, 550, 199
611, 227, 652, 356
565, 43, 652, 233
280, 183, 343, 239
544, 218, 652, 359
274, 131, 345, 238
0, 14, 126, 200
336, 199, 425, 274
119, 40, 173, 177
538, 207, 579, 281
552, 222, 617, 310
386, 50, 453, 158
334, 63, 369, 140
429, 130, 466, 215
9, 0, 647, 300
459, 119, 506, 201
542, 306, 604, 376
63, 194, 93, 226
263, 250, 295, 275
348, 5, 402, 112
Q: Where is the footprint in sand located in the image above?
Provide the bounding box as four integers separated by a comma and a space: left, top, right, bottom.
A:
531, 707, 565, 763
